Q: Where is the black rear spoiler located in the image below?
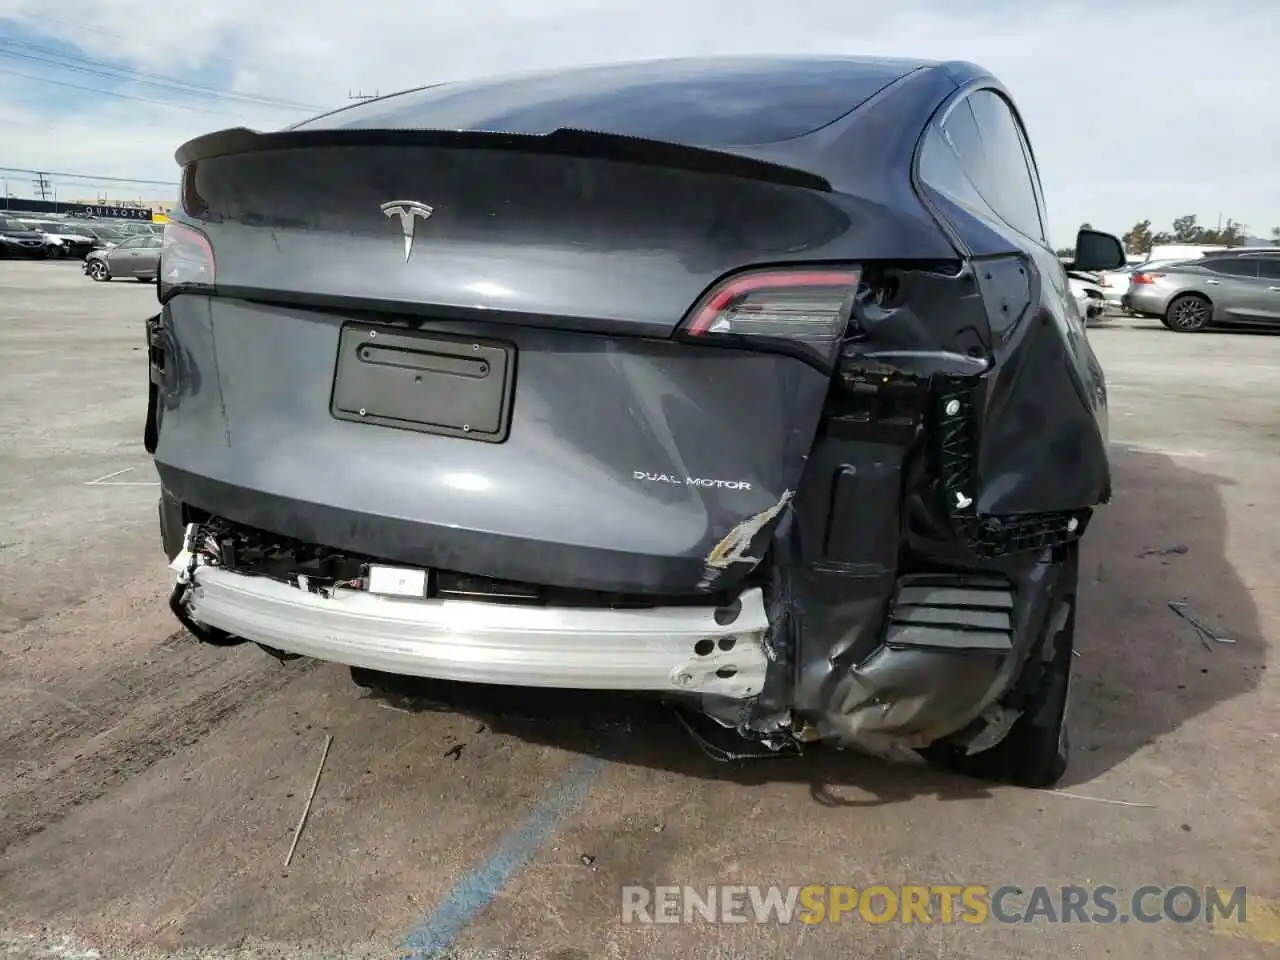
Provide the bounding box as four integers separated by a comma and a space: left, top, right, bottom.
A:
174, 126, 832, 193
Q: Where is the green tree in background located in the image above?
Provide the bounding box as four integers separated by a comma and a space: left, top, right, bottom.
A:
1120, 215, 1251, 255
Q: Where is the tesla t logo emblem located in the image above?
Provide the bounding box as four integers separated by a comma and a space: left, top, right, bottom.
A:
381, 200, 434, 262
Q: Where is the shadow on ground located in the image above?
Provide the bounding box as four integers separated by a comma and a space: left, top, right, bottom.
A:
1116, 317, 1280, 337
360, 447, 1265, 803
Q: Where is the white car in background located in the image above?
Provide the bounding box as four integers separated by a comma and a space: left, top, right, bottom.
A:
1096, 264, 1138, 304
1067, 271, 1106, 325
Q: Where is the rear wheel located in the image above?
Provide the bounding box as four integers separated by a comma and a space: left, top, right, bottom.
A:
87, 260, 110, 282
922, 550, 1077, 788
1165, 294, 1212, 332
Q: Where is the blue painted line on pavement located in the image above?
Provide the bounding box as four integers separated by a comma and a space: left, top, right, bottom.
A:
401, 753, 607, 959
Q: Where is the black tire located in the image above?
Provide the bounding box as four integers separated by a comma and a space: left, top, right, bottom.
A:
922, 549, 1077, 788
86, 260, 110, 282
1165, 294, 1212, 332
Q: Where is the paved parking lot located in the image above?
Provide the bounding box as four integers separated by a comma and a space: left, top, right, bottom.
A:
1, 259, 1276, 960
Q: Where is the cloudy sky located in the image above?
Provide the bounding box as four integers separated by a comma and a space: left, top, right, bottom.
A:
1, 0, 1276, 244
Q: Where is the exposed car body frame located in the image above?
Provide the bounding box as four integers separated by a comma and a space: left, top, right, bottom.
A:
148, 56, 1114, 779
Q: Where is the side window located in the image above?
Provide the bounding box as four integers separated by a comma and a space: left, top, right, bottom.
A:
1253, 258, 1280, 280
116, 238, 143, 250
918, 91, 1047, 245
917, 122, 989, 217
1202, 259, 1259, 278
966, 90, 1045, 243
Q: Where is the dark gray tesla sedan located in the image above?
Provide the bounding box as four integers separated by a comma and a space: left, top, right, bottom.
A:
1122, 249, 1280, 331
144, 55, 1125, 787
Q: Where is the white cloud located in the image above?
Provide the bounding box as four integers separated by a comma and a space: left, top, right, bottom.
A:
1, 0, 1277, 239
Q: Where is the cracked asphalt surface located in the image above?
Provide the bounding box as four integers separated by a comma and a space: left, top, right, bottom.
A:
1, 261, 1276, 959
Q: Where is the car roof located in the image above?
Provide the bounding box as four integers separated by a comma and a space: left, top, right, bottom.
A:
293, 55, 942, 147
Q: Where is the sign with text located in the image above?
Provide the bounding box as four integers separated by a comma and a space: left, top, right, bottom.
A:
69, 204, 155, 221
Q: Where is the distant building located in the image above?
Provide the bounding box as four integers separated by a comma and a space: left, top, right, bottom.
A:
73, 198, 176, 216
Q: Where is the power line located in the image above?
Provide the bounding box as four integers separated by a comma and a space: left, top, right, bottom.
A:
11, 12, 138, 47
0, 166, 175, 187
0, 37, 323, 112
0, 45, 311, 112
0, 64, 259, 117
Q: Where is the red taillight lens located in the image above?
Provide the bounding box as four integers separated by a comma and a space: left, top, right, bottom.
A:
678, 267, 861, 366
1131, 272, 1160, 285
159, 221, 215, 298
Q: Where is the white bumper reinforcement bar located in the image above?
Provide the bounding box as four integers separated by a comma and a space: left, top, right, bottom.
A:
172, 554, 770, 698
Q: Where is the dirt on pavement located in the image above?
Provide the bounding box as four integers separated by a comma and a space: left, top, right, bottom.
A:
1, 266, 1276, 959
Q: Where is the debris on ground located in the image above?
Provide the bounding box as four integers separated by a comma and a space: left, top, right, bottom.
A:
1169, 600, 1235, 649
1037, 789, 1156, 808
284, 733, 333, 868
443, 743, 465, 761
1138, 543, 1189, 558
580, 854, 595, 866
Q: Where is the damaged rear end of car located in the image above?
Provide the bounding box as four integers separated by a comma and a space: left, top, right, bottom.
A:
149, 57, 1111, 786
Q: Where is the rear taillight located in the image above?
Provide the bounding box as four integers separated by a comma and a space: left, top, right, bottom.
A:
1131, 272, 1161, 285
677, 267, 861, 366
159, 220, 215, 298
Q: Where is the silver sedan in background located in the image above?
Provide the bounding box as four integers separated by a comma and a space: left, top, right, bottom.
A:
81, 234, 162, 282
1122, 250, 1280, 331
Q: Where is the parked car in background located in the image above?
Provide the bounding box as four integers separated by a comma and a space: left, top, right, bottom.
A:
23, 221, 101, 259
1096, 263, 1136, 305
1123, 250, 1280, 331
1145, 243, 1229, 263
1097, 259, 1182, 306
82, 234, 162, 281
115, 220, 163, 237
1067, 271, 1106, 324
0, 216, 53, 258
75, 223, 128, 248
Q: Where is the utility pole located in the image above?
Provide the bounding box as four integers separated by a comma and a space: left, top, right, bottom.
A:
347, 88, 380, 101
32, 172, 51, 200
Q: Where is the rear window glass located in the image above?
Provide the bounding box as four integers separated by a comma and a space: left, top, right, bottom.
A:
295, 57, 923, 146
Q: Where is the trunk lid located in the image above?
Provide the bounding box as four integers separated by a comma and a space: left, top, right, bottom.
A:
176, 132, 864, 337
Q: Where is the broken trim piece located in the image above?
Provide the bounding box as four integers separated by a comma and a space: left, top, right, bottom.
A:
699, 490, 794, 587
